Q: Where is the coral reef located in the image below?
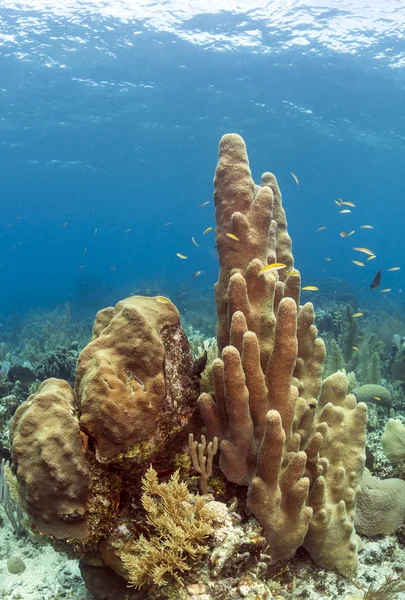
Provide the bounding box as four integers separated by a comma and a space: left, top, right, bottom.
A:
11, 134, 405, 599
198, 134, 367, 577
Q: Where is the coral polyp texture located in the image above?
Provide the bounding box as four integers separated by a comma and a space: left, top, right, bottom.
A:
76, 295, 198, 464
198, 133, 367, 577
10, 378, 91, 539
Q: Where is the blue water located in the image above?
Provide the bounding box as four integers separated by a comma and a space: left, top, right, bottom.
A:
1, 0, 405, 317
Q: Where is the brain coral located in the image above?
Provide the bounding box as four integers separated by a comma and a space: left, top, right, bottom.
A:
10, 378, 91, 539
75, 296, 199, 465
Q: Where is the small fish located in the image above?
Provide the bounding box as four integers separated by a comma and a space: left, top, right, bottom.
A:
352, 260, 365, 267
156, 296, 170, 304
94, 228, 98, 234
203, 227, 213, 235
226, 233, 239, 241
89, 208, 94, 215
193, 350, 208, 377
192, 237, 199, 247
380, 288, 391, 293
340, 201, 356, 207
367, 255, 376, 261
374, 396, 381, 402
110, 266, 117, 271
325, 257, 331, 261
176, 253, 187, 259
83, 248, 87, 254
198, 201, 210, 208
123, 229, 131, 233
62, 222, 68, 228
79, 265, 85, 269
287, 270, 300, 275
16, 216, 21, 219
353, 247, 375, 256
352, 312, 363, 318
164, 222, 172, 226
316, 226, 326, 232
339, 209, 351, 214
191, 270, 202, 278
258, 263, 287, 275
352, 346, 359, 351
334, 199, 342, 206
340, 230, 355, 238
388, 266, 401, 271
360, 225, 373, 229
370, 268, 382, 290
302, 286, 319, 291
291, 172, 299, 185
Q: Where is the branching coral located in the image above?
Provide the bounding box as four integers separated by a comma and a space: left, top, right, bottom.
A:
121, 466, 216, 588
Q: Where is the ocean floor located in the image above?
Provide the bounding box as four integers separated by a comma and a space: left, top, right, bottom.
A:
1, 501, 404, 600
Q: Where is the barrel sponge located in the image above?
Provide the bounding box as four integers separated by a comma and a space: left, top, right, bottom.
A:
75, 296, 199, 465
10, 378, 91, 539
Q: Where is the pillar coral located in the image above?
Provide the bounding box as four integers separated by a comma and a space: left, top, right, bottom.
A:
198, 133, 367, 576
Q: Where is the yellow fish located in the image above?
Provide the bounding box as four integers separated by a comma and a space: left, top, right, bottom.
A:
352, 312, 363, 318
203, 227, 213, 235
156, 296, 170, 304
316, 226, 326, 232
374, 396, 381, 402
287, 270, 300, 275
360, 225, 373, 229
258, 263, 286, 275
192, 237, 199, 247
388, 266, 400, 271
302, 286, 319, 291
352, 346, 359, 351
352, 260, 365, 267
353, 247, 375, 256
226, 233, 239, 241
367, 255, 376, 261
380, 288, 391, 293
176, 253, 187, 259
339, 209, 351, 214
123, 229, 131, 233
198, 201, 210, 208
325, 257, 331, 261
340, 201, 355, 207
291, 172, 299, 185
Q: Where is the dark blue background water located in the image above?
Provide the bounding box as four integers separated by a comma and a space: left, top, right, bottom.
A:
1, 1, 405, 317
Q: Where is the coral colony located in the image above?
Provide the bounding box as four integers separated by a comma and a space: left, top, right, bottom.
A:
2, 135, 405, 599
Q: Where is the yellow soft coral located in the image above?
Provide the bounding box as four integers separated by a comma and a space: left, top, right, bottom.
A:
122, 466, 216, 588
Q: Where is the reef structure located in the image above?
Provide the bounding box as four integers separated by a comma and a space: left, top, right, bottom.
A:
198, 133, 368, 576
8, 135, 369, 596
